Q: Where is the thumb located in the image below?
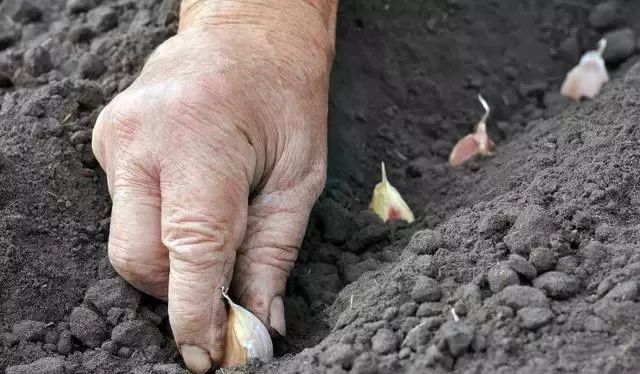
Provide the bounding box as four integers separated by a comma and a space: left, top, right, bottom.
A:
231, 172, 324, 337
161, 160, 249, 373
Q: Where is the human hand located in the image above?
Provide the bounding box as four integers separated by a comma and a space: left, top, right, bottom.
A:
92, 1, 336, 372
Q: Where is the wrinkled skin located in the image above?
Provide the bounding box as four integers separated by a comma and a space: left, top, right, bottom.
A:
92, 1, 336, 371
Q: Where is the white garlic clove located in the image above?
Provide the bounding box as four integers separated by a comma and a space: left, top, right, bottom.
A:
369, 162, 415, 223
561, 39, 609, 101
449, 94, 495, 166
221, 288, 273, 367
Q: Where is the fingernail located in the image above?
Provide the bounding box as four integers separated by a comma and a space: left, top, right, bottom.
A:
181, 344, 212, 374
269, 296, 286, 337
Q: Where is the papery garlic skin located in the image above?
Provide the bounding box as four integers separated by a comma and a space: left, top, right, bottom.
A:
369, 162, 415, 223
221, 289, 273, 367
561, 39, 609, 101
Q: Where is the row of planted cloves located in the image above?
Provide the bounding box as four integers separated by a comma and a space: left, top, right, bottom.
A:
371, 39, 611, 224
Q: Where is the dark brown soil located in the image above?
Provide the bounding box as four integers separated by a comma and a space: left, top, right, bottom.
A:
3, 0, 640, 373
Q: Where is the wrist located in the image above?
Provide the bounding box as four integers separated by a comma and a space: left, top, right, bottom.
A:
179, 0, 337, 54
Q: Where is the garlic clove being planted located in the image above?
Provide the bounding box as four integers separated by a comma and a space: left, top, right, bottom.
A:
369, 162, 415, 223
221, 288, 273, 368
561, 38, 609, 101
449, 94, 496, 166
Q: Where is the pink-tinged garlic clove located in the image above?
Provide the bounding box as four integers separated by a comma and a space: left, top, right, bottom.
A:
561, 39, 609, 101
449, 94, 495, 167
449, 134, 480, 167
369, 162, 415, 223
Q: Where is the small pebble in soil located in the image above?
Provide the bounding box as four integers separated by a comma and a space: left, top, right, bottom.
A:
140, 308, 163, 326
477, 211, 511, 237
111, 320, 164, 349
371, 328, 398, 354
56, 330, 72, 354
351, 352, 378, 374
69, 26, 95, 43
117, 346, 132, 358
101, 340, 117, 355
454, 283, 482, 308
319, 343, 356, 368
77, 52, 106, 79
44, 330, 58, 345
602, 28, 636, 64
439, 321, 474, 357
5, 357, 65, 374
416, 302, 444, 318
85, 277, 141, 315
529, 247, 556, 273
87, 6, 118, 32
70, 306, 108, 347
581, 246, 607, 273
503, 205, 555, 256
398, 347, 411, 360
488, 262, 520, 293
517, 307, 554, 330
589, 1, 620, 30
411, 276, 442, 303
23, 47, 53, 77
399, 302, 418, 317
556, 255, 579, 275
533, 271, 579, 300
453, 300, 467, 316
405, 229, 444, 255
383, 306, 398, 320
497, 285, 549, 310
11, 320, 47, 342
507, 254, 537, 280
2, 0, 42, 24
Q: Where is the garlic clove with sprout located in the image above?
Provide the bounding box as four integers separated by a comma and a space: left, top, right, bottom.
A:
561, 38, 609, 101
449, 94, 495, 166
221, 288, 273, 368
369, 162, 415, 223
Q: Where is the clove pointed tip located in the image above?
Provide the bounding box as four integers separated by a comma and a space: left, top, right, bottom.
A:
477, 94, 490, 125
380, 161, 388, 184
597, 38, 607, 56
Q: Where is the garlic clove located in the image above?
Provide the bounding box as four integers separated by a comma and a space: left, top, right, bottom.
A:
561, 39, 609, 101
449, 134, 481, 167
369, 162, 415, 223
221, 288, 273, 368
449, 94, 495, 166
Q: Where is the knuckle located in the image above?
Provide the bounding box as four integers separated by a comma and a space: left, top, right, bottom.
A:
170, 298, 226, 343
96, 95, 143, 145
107, 237, 168, 282
162, 213, 234, 270
243, 244, 298, 275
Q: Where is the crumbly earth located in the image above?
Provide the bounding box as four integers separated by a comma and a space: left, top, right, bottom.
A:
2, 0, 640, 373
